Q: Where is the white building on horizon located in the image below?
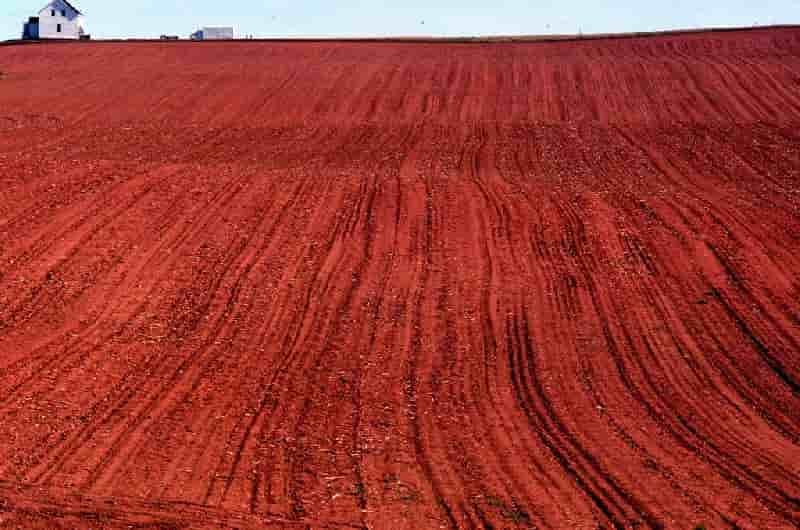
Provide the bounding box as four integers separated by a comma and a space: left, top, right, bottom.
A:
22, 0, 87, 40
190, 27, 234, 40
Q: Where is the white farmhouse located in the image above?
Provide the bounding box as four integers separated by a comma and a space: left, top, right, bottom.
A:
22, 0, 87, 40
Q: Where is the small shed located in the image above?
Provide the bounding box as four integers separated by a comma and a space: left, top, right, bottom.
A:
190, 27, 234, 40
22, 17, 40, 39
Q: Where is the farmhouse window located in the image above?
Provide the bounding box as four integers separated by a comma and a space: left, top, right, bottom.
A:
57, 23, 61, 32
51, 9, 55, 16
62, 10, 66, 16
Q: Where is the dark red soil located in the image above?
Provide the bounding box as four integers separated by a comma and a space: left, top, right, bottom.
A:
0, 27, 799, 529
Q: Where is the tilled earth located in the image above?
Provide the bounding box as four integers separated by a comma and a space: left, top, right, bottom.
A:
0, 28, 799, 529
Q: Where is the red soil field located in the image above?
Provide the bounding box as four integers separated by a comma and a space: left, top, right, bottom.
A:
1, 27, 799, 529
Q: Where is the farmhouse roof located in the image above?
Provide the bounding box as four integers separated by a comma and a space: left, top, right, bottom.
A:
40, 0, 83, 15
63, 0, 82, 14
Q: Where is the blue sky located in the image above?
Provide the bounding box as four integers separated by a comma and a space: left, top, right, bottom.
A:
2, 1, 800, 40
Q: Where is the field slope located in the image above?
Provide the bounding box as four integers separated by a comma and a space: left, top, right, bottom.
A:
0, 28, 799, 529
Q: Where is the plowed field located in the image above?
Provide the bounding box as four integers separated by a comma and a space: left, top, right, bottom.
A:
1, 27, 799, 529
